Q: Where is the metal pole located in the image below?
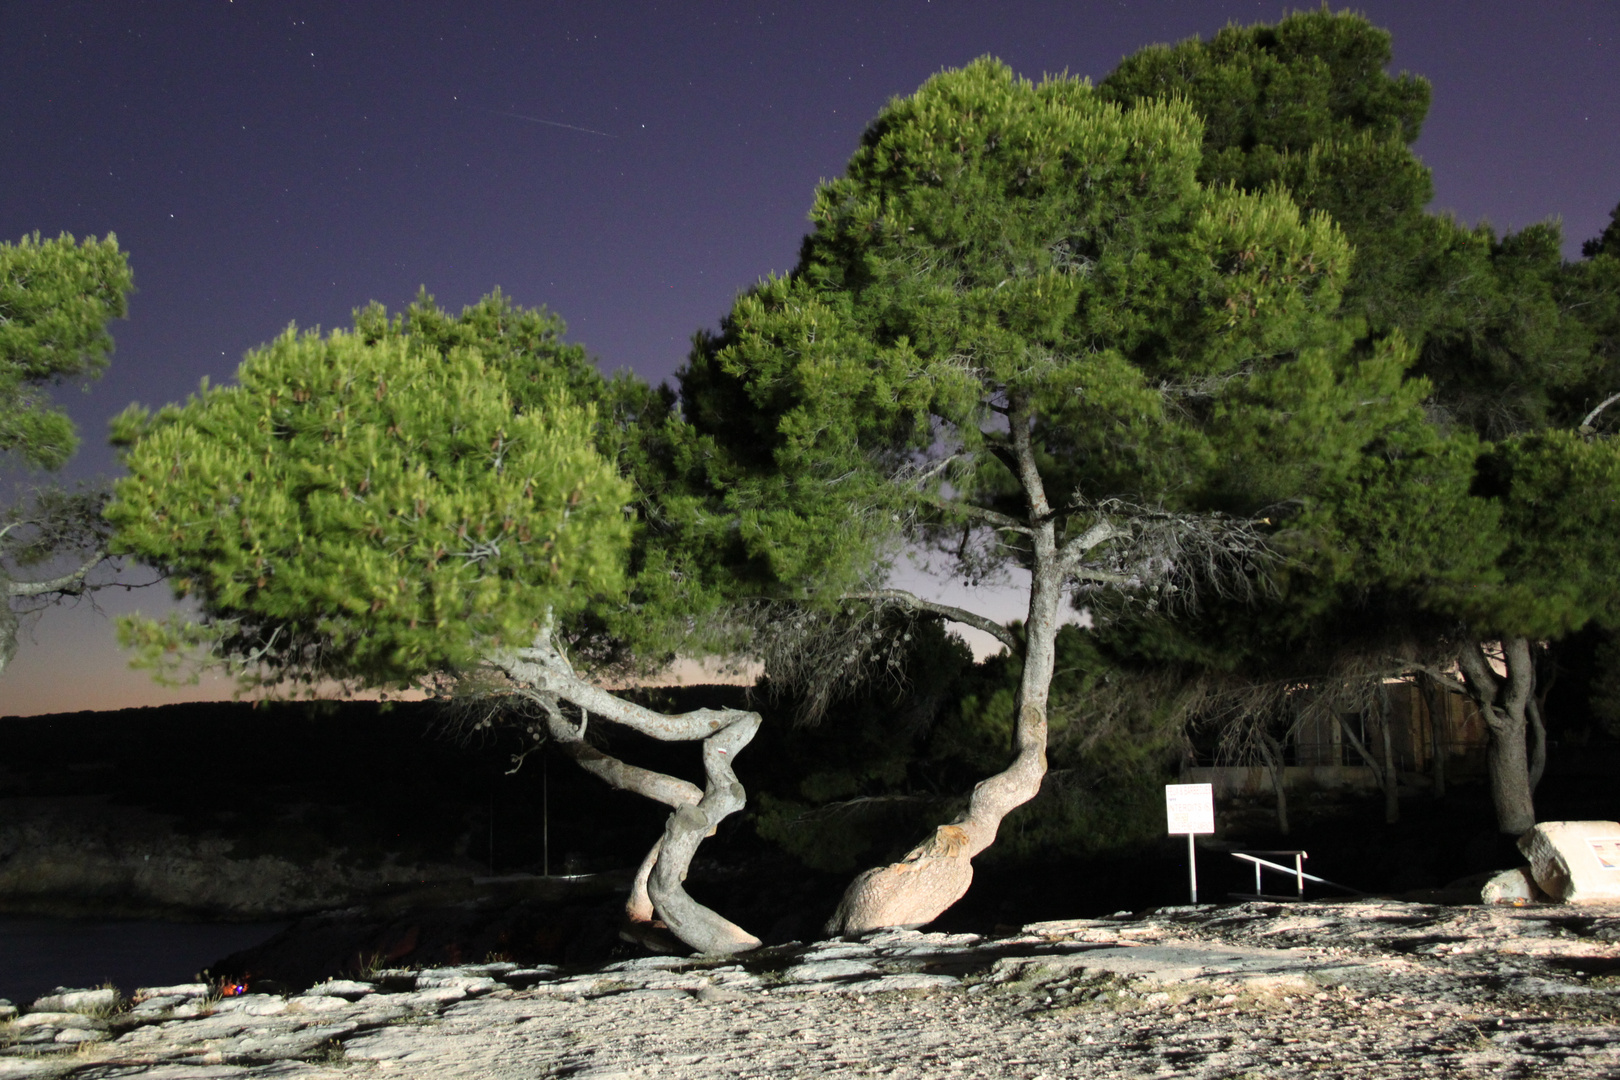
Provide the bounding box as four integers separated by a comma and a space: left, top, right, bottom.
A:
1187, 832, 1198, 903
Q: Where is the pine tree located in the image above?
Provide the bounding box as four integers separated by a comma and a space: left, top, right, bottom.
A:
680, 59, 1434, 929
109, 293, 765, 954
1100, 11, 1620, 835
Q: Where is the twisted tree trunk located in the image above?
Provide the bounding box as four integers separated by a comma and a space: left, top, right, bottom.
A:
827, 552, 1058, 934
828, 403, 1062, 935
1457, 637, 1537, 836
495, 635, 763, 955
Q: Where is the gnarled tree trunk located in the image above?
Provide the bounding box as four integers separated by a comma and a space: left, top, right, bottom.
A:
828, 547, 1058, 934
827, 404, 1063, 935
495, 635, 763, 955
1457, 637, 1537, 836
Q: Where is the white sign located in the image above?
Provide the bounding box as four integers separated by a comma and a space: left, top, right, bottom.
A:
1588, 837, 1620, 870
1166, 783, 1215, 835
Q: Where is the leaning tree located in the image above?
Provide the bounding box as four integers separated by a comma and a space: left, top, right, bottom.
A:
679, 59, 1436, 932
108, 293, 765, 955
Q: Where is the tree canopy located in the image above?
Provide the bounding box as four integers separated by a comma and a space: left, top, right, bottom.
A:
0, 232, 133, 680
678, 57, 1438, 929
109, 292, 766, 955
0, 232, 132, 471
1096, 10, 1620, 836
108, 303, 631, 690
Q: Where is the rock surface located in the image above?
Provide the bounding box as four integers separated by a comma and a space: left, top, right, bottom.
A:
4, 900, 1620, 1078
1520, 820, 1620, 904
1480, 866, 1545, 904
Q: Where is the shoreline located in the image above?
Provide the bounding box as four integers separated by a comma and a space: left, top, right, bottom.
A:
4, 899, 1619, 1078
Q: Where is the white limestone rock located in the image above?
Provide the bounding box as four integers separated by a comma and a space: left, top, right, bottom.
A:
28, 987, 117, 1013
412, 973, 501, 995
211, 992, 289, 1016
302, 978, 376, 999
780, 958, 881, 983
134, 983, 209, 1001
1519, 820, 1620, 903
15, 1012, 104, 1031
1481, 866, 1547, 904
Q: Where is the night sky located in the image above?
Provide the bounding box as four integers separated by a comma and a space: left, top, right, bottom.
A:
2, 1, 1616, 716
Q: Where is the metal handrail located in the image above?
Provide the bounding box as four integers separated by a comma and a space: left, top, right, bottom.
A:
1230, 849, 1364, 900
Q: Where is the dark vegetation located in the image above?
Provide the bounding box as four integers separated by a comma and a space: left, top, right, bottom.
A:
4, 637, 1617, 990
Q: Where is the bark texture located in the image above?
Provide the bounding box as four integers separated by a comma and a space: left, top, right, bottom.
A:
0, 547, 104, 686
495, 635, 763, 954
1457, 637, 1537, 836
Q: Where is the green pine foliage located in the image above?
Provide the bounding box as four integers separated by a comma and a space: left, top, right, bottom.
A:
107, 297, 631, 691
1097, 9, 1434, 337
1092, 12, 1620, 679
682, 59, 1429, 596
1464, 430, 1620, 639
0, 232, 132, 470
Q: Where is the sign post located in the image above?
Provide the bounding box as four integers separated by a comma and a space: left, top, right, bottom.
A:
1165, 783, 1216, 903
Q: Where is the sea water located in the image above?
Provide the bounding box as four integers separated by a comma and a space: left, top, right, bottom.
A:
0, 917, 285, 1004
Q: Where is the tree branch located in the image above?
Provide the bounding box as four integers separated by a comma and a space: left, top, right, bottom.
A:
924, 496, 1032, 536
493, 638, 754, 742
1407, 663, 1470, 698
1058, 519, 1123, 573
843, 588, 1020, 654
1501, 636, 1535, 720
1456, 639, 1501, 708
1006, 399, 1053, 520
1581, 391, 1620, 430
5, 548, 105, 597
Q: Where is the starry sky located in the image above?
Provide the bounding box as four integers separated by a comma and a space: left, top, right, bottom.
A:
1, 0, 1616, 717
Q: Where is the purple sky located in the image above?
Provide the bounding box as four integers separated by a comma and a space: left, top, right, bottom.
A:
2, 1, 1616, 716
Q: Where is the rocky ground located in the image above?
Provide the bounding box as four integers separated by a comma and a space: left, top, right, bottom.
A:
3, 899, 1620, 1079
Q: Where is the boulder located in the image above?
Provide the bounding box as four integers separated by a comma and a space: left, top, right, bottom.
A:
1518, 820, 1620, 903
133, 983, 209, 1002
1480, 866, 1547, 904
28, 988, 117, 1014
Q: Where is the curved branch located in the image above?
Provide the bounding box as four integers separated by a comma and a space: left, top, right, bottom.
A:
1581, 391, 1620, 429
843, 588, 1019, 654
1407, 662, 1470, 698
924, 496, 1032, 536
520, 691, 702, 810
519, 691, 697, 926
1006, 399, 1052, 519
6, 549, 105, 597
498, 641, 752, 742
491, 634, 762, 954
1058, 519, 1123, 573
1456, 641, 1501, 713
